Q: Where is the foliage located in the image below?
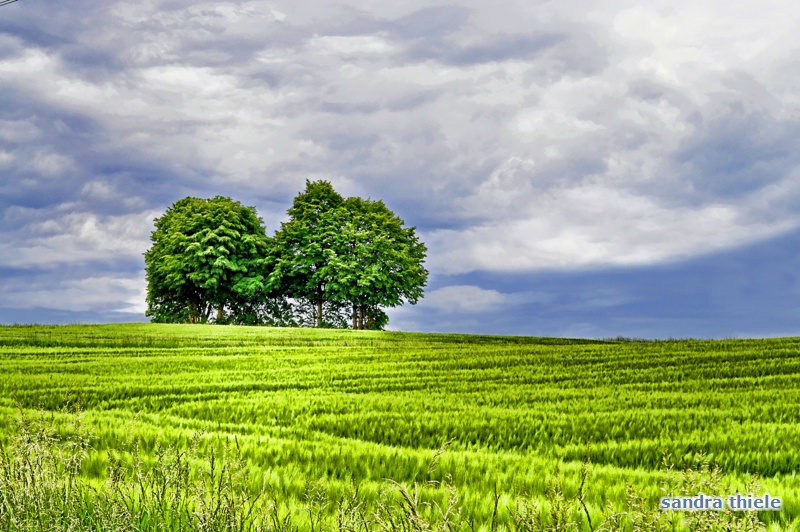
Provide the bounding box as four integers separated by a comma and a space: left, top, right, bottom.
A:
148, 181, 428, 329
327, 196, 428, 330
270, 181, 346, 328
144, 196, 271, 323
270, 181, 428, 329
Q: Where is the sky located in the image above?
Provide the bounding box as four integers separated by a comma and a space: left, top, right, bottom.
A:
1, 0, 800, 338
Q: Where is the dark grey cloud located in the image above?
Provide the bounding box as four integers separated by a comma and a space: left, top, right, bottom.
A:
0, 2, 130, 82
402, 31, 566, 66
0, 15, 70, 50
305, 4, 572, 68
0, 90, 193, 216
318, 89, 442, 116
380, 5, 567, 66
675, 103, 800, 198
387, 5, 471, 40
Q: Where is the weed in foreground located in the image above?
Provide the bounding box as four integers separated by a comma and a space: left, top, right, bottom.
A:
0, 413, 779, 531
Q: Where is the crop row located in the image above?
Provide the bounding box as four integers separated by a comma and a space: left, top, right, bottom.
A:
1, 324, 799, 528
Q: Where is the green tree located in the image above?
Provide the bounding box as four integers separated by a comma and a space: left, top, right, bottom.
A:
271, 181, 428, 329
270, 180, 345, 328
329, 196, 428, 329
144, 196, 271, 323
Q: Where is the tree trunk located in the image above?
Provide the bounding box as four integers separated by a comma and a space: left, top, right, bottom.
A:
352, 305, 357, 329
217, 304, 224, 323
317, 299, 323, 328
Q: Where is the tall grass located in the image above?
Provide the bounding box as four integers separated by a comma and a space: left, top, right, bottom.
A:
0, 412, 775, 531
1, 324, 799, 529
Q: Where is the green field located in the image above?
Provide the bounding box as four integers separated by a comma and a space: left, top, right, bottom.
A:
1, 324, 799, 530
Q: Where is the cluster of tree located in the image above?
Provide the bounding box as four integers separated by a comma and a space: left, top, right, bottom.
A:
144, 181, 428, 329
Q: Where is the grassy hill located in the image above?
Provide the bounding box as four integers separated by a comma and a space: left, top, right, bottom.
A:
0, 323, 798, 530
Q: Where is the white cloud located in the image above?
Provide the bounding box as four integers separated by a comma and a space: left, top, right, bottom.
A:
421, 286, 508, 313
0, 275, 146, 313
0, 210, 158, 268
0, 48, 51, 77
0, 119, 41, 142
308, 36, 395, 56
427, 185, 799, 274
517, 108, 605, 136
28, 152, 75, 177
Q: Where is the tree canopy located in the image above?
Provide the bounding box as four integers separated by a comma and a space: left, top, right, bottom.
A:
144, 196, 271, 323
144, 182, 428, 330
326, 196, 428, 329
269, 181, 346, 328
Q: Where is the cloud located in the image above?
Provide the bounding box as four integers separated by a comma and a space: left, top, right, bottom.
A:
420, 285, 509, 314
309, 35, 395, 56
672, 101, 800, 199
424, 228, 800, 338
0, 274, 146, 314
0, 208, 158, 268
427, 184, 798, 274
3, 0, 800, 332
